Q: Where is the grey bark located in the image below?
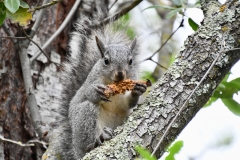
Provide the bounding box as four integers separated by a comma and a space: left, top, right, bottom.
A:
82, 0, 240, 159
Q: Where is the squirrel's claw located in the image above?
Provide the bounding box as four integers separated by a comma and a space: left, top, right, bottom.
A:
132, 83, 147, 96
95, 126, 113, 147
94, 85, 111, 102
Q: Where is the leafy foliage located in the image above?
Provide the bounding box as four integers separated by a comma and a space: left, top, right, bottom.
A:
4, 0, 20, 13
142, 0, 200, 30
135, 146, 157, 160
0, 2, 6, 25
0, 0, 31, 26
113, 13, 136, 39
142, 0, 200, 19
205, 73, 240, 116
6, 7, 32, 26
165, 140, 184, 160
141, 71, 156, 84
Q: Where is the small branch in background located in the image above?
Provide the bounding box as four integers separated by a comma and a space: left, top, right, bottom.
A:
151, 36, 227, 157
149, 58, 168, 70
30, 0, 50, 38
0, 135, 34, 147
21, 27, 59, 65
27, 139, 49, 147
2, 22, 18, 44
0, 36, 27, 39
92, 0, 143, 27
142, 18, 184, 63
30, 0, 82, 64
28, 0, 62, 12
108, 0, 118, 11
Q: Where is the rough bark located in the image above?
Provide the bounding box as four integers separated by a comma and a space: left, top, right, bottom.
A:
82, 0, 240, 159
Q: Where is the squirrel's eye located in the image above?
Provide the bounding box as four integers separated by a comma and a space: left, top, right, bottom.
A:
129, 59, 133, 65
104, 57, 109, 65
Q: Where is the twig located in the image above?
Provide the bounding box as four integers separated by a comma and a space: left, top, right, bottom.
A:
91, 0, 143, 27
2, 22, 18, 44
27, 139, 49, 146
21, 27, 59, 64
142, 18, 184, 63
28, 0, 62, 12
0, 36, 27, 39
30, 0, 82, 64
151, 36, 227, 157
150, 58, 168, 70
0, 135, 34, 147
108, 0, 118, 11
21, 28, 49, 59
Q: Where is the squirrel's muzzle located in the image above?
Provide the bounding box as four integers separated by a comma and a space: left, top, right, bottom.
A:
114, 71, 126, 82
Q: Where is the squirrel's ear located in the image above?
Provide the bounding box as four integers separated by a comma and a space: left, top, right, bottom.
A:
130, 37, 137, 52
95, 36, 105, 57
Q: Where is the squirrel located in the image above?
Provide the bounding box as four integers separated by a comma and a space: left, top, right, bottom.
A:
56, 17, 147, 159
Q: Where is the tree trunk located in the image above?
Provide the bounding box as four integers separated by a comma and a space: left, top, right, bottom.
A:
82, 0, 240, 159
0, 0, 75, 159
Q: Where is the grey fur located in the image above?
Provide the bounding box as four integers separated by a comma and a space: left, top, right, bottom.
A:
57, 18, 146, 159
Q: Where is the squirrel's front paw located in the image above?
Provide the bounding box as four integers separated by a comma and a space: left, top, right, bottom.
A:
96, 126, 113, 146
131, 83, 147, 96
94, 85, 111, 102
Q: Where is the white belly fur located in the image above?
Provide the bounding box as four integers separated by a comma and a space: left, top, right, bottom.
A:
98, 91, 131, 130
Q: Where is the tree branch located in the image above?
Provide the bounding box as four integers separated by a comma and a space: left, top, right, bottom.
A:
82, 0, 240, 159
151, 35, 227, 156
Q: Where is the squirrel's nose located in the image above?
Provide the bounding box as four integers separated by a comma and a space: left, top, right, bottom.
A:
117, 71, 123, 77
114, 71, 126, 81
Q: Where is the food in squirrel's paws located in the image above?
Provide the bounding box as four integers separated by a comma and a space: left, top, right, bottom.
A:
104, 79, 152, 98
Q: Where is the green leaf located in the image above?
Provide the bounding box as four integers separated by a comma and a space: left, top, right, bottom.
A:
142, 5, 176, 12
185, 4, 201, 9
19, 0, 29, 8
4, 0, 20, 13
0, 2, 6, 25
166, 8, 182, 19
172, 0, 188, 6
221, 98, 240, 116
204, 97, 218, 107
135, 146, 157, 160
6, 6, 32, 26
141, 71, 156, 84
222, 72, 231, 82
228, 78, 240, 90
165, 140, 183, 160
188, 18, 199, 31
195, 0, 200, 5
172, 0, 181, 6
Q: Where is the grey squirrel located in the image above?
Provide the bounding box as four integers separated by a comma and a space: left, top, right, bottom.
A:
57, 17, 147, 159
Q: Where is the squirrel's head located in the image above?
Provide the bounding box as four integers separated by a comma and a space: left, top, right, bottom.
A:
95, 36, 138, 83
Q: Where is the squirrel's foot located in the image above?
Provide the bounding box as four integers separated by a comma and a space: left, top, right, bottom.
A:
96, 126, 113, 146
94, 85, 111, 102
131, 83, 147, 96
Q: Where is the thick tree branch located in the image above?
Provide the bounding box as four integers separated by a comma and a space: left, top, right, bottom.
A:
82, 0, 240, 159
